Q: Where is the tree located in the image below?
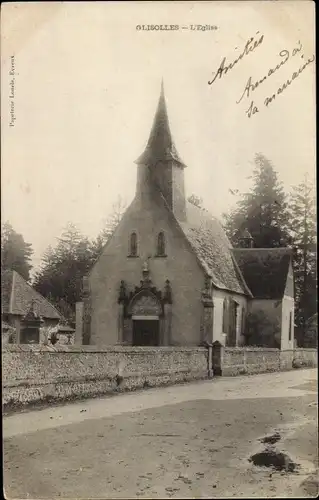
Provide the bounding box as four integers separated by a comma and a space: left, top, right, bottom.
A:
303, 313, 318, 348
33, 197, 127, 323
91, 195, 127, 259
1, 221, 33, 281
288, 174, 317, 345
188, 194, 204, 208
244, 309, 281, 348
33, 223, 94, 322
223, 153, 291, 248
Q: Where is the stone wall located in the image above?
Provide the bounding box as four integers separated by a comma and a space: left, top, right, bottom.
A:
3, 345, 317, 410
220, 347, 317, 376
2, 345, 208, 409
293, 348, 318, 368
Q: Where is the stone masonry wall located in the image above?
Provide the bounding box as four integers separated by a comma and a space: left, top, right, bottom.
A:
221, 347, 317, 376
2, 345, 317, 410
2, 345, 208, 409
293, 348, 318, 368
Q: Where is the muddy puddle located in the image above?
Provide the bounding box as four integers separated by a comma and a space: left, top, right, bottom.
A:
249, 432, 300, 474
249, 449, 299, 472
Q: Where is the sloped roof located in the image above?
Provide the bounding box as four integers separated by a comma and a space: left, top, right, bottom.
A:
1, 269, 61, 320
135, 81, 186, 168
1, 270, 12, 313
57, 324, 75, 333
178, 202, 251, 295
232, 248, 292, 299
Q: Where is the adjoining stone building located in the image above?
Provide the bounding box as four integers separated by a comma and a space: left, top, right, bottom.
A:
76, 83, 294, 349
1, 269, 61, 343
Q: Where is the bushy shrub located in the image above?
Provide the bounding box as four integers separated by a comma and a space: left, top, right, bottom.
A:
244, 310, 281, 348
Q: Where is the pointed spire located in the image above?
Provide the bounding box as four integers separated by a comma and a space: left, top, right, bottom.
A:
135, 80, 186, 168
160, 77, 164, 96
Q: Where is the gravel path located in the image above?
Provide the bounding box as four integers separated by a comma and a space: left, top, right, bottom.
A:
4, 369, 318, 498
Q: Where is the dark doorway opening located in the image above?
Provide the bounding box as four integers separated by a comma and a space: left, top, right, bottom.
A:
132, 320, 160, 346
20, 327, 40, 344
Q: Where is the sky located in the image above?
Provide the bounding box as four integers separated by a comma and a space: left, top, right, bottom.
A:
1, 1, 316, 272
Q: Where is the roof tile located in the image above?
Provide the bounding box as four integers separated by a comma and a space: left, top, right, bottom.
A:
179, 202, 249, 295
232, 248, 292, 299
1, 270, 61, 320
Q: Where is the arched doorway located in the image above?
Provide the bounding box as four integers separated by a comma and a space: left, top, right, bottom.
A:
117, 263, 173, 346
129, 291, 162, 346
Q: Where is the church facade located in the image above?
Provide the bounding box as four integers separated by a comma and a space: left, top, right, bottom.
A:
77, 84, 294, 350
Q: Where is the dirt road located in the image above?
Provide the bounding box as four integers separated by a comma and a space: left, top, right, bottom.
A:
3, 369, 318, 498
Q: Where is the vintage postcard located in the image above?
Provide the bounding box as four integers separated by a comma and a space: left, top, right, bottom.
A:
2, 1, 317, 499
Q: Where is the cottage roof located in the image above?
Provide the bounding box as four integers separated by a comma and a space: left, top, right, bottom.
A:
178, 202, 252, 295
231, 248, 292, 299
135, 81, 186, 168
57, 324, 75, 333
1, 269, 61, 320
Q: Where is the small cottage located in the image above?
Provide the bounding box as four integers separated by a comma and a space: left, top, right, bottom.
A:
1, 269, 61, 343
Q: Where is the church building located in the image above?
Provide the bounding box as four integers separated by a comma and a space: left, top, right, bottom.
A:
77, 83, 294, 350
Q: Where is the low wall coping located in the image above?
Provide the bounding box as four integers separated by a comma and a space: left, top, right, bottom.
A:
225, 347, 280, 352
225, 347, 317, 353
2, 344, 208, 354
3, 345, 317, 354
293, 348, 317, 352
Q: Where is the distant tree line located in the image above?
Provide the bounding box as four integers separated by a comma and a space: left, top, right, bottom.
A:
1, 222, 33, 281
1, 196, 126, 325
1, 158, 317, 346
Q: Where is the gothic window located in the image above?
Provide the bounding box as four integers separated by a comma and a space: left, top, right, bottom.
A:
157, 232, 166, 256
241, 307, 246, 335
289, 311, 293, 341
226, 298, 237, 347
222, 298, 228, 334
129, 232, 138, 257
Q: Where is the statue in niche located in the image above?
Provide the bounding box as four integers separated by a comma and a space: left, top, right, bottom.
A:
118, 280, 127, 303
163, 279, 172, 304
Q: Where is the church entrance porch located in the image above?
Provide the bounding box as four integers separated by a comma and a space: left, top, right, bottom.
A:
132, 317, 160, 346
117, 262, 173, 347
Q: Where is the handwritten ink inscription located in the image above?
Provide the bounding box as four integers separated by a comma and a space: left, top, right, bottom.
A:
208, 35, 315, 118
208, 32, 264, 85
239, 40, 315, 118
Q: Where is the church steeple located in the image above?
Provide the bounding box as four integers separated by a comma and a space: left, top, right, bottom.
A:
135, 81, 187, 222
135, 80, 186, 168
